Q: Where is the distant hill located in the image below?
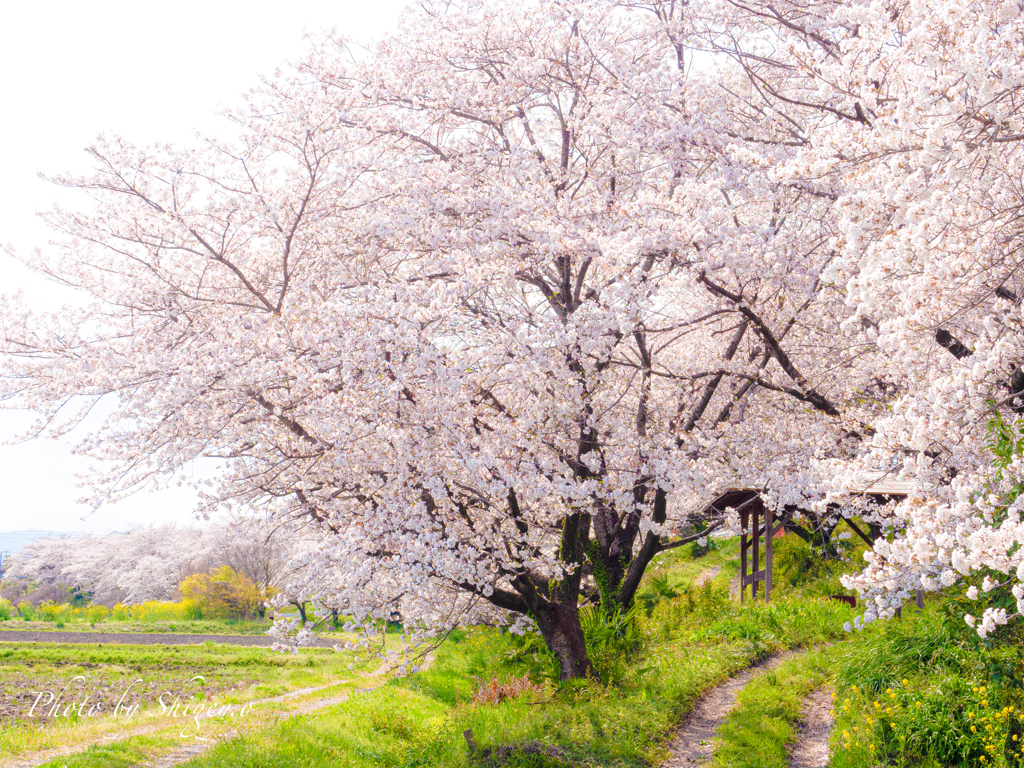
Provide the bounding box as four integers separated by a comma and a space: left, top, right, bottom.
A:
0, 529, 77, 557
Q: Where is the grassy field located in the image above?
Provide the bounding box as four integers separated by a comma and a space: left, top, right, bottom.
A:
0, 639, 377, 764
0, 618, 278, 635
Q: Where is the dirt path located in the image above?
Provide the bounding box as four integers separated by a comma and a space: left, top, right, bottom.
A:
0, 630, 341, 648
694, 566, 721, 585
788, 687, 834, 768
660, 652, 800, 767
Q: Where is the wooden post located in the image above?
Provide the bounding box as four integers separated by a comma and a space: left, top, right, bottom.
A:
916, 589, 924, 610
765, 504, 773, 602
740, 504, 749, 603
751, 502, 760, 602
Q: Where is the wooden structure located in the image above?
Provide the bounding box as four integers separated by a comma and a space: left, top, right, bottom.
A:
704, 477, 922, 606
738, 492, 781, 603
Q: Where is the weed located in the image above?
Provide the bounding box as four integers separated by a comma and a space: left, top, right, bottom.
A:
472, 674, 545, 706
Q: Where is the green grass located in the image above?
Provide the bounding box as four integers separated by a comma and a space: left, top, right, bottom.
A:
33, 735, 181, 768
713, 647, 832, 768
830, 603, 1024, 768
3, 536, 860, 768
0, 618, 288, 635
0, 640, 368, 763
170, 583, 852, 768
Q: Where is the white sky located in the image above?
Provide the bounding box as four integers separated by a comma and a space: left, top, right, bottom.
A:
0, 0, 408, 536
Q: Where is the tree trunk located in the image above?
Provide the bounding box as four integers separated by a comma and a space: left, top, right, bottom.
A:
532, 601, 594, 680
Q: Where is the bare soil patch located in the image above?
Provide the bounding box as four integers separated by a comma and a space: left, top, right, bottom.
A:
788, 686, 834, 768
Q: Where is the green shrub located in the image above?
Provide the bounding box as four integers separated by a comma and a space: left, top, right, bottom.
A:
183, 598, 204, 621
835, 676, 1013, 767
17, 601, 34, 621
0, 599, 12, 620
87, 604, 109, 623
38, 601, 61, 622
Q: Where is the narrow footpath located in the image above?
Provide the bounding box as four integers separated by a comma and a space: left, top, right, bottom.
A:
660, 652, 801, 766
788, 687, 835, 768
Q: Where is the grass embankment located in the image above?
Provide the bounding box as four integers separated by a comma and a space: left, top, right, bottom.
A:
0, 618, 278, 635
181, 597, 852, 768
0, 598, 329, 636
829, 602, 1024, 768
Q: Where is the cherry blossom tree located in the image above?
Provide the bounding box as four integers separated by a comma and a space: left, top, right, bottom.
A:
0, 0, 911, 676
692, 0, 1024, 632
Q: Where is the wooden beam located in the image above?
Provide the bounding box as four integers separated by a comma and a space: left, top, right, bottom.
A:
844, 517, 876, 547
765, 504, 773, 602
752, 501, 760, 602
741, 569, 766, 587
740, 505, 749, 604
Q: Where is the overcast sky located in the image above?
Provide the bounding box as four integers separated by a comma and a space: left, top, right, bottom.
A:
0, 0, 407, 535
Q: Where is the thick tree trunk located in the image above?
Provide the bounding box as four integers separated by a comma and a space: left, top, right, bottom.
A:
532, 601, 594, 680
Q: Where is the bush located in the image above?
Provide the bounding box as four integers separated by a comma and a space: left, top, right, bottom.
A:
0, 599, 12, 620
87, 604, 109, 623
17, 601, 34, 621
38, 601, 69, 622
128, 600, 187, 621
179, 566, 261, 619
833, 609, 1024, 768
183, 598, 203, 620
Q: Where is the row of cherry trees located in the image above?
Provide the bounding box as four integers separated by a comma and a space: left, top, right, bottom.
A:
2, 0, 1024, 675
1, 516, 307, 608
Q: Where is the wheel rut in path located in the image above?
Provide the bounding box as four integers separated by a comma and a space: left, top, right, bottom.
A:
660, 651, 801, 767
788, 686, 834, 768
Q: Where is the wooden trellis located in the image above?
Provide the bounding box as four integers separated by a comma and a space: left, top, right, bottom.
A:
738, 494, 786, 603
716, 479, 921, 606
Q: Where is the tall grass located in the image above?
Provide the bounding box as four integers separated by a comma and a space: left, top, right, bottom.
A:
831, 605, 1024, 768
